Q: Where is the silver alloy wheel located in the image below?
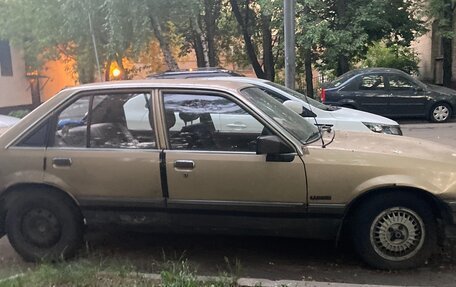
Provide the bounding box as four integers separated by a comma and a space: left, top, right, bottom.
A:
433, 105, 450, 122
370, 207, 425, 261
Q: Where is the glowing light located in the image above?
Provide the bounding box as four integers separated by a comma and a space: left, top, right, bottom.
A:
112, 68, 121, 78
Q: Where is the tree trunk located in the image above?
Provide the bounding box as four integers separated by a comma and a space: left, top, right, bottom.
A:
337, 54, 350, 76
261, 14, 275, 81
204, 0, 221, 67
441, 1, 454, 87
115, 54, 127, 80
150, 14, 179, 70
192, 30, 206, 68
442, 37, 453, 87
304, 49, 314, 98
230, 0, 265, 78
104, 59, 112, 81
336, 0, 350, 76
191, 14, 209, 67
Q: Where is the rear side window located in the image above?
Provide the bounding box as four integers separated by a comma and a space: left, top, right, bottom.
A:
52, 92, 156, 149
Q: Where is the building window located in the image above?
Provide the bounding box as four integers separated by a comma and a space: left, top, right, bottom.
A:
0, 40, 13, 76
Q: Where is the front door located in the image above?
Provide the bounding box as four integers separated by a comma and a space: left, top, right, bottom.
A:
160, 91, 307, 212
44, 91, 163, 207
386, 74, 428, 117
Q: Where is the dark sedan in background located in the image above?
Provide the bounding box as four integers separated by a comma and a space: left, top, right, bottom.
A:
322, 68, 456, 123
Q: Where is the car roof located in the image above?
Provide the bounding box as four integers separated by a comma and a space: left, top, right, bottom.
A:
147, 68, 244, 79
63, 79, 255, 93
348, 67, 409, 76
205, 76, 269, 83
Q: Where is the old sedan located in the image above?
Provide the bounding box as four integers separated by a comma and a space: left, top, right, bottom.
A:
322, 68, 456, 122
0, 80, 455, 270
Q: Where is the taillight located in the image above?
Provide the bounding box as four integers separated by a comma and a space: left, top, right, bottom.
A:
321, 88, 326, 103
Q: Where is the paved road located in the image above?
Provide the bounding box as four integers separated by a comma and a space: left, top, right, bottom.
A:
0, 120, 455, 286
400, 121, 456, 147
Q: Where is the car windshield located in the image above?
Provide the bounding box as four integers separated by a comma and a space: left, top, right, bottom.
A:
241, 87, 320, 144
266, 82, 332, 111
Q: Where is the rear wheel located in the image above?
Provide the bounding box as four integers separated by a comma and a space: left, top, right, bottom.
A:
429, 102, 452, 123
5, 189, 83, 262
352, 192, 437, 269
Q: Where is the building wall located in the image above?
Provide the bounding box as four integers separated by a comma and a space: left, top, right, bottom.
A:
40, 58, 78, 102
412, 30, 433, 83
0, 46, 31, 108
414, 12, 456, 87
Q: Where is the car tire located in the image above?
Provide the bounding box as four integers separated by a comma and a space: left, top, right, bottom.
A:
352, 192, 437, 269
5, 189, 83, 262
429, 102, 452, 123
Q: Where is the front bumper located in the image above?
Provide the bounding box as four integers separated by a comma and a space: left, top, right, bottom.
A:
444, 201, 456, 239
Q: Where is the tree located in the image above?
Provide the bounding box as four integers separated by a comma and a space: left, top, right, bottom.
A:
229, 0, 281, 81
428, 0, 456, 87
295, 0, 426, 77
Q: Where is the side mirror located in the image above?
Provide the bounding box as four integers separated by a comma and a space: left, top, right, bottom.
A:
256, 135, 295, 162
283, 100, 304, 115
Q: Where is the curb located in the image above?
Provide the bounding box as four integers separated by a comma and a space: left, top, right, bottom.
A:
237, 278, 424, 287
98, 272, 424, 287
1, 271, 426, 287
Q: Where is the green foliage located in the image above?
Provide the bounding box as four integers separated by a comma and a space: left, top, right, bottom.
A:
296, 0, 427, 75
8, 110, 30, 119
0, 0, 430, 82
362, 42, 420, 74
427, 0, 456, 38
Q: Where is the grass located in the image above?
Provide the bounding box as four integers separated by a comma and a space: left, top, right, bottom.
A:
0, 256, 239, 287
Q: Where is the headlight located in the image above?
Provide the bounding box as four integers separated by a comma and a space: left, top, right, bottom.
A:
363, 122, 403, 136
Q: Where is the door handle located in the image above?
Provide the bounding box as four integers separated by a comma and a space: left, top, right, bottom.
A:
174, 160, 195, 170
52, 158, 72, 168
226, 123, 247, 129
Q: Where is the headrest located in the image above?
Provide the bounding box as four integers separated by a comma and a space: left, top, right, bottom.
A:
165, 110, 176, 129
179, 112, 200, 123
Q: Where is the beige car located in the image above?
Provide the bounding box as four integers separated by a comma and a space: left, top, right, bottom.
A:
0, 80, 455, 269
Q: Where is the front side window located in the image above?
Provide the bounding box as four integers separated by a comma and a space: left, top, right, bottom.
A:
359, 75, 385, 90
388, 75, 417, 90
54, 92, 155, 149
163, 93, 266, 152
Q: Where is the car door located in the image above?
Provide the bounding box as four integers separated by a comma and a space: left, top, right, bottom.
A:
44, 90, 163, 208
386, 74, 428, 117
159, 90, 307, 212
351, 74, 390, 115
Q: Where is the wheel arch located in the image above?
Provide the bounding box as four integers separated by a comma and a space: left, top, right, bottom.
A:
0, 183, 82, 236
337, 186, 451, 244
428, 100, 453, 118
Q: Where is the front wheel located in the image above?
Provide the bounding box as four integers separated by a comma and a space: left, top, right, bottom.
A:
352, 192, 437, 269
429, 103, 452, 123
5, 190, 83, 262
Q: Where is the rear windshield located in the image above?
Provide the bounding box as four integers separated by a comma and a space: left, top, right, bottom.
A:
328, 70, 359, 88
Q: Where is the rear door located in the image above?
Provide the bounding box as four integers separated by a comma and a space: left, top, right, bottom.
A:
44, 90, 163, 210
